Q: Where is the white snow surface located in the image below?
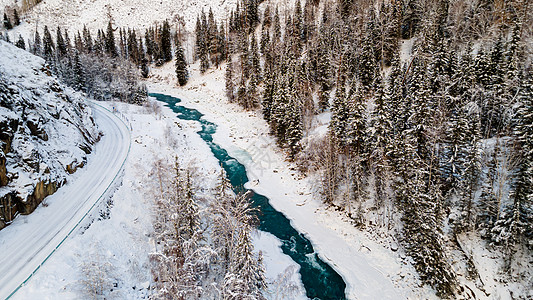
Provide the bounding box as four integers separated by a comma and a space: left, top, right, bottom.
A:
2, 0, 237, 35
147, 61, 436, 299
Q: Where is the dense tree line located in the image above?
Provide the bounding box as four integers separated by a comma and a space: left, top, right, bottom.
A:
2, 17, 191, 100
196, 0, 533, 297
150, 158, 266, 299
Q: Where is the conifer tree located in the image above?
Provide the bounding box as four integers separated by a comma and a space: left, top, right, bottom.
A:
56, 26, 67, 57
3, 13, 12, 30
330, 81, 349, 143
286, 96, 303, 158
200, 50, 209, 74
43, 25, 55, 61
358, 33, 378, 88
263, 5, 271, 28
260, 26, 269, 55
73, 50, 85, 91
261, 68, 275, 122
272, 7, 281, 44
13, 9, 20, 26
82, 25, 93, 53
33, 29, 41, 55
15, 34, 25, 50
225, 56, 235, 102
368, 76, 393, 201
160, 20, 172, 63
249, 33, 260, 81
175, 37, 188, 86
105, 21, 118, 57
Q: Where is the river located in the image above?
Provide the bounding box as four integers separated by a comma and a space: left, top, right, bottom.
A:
152, 93, 347, 300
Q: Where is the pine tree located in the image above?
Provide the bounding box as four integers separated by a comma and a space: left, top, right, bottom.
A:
105, 21, 118, 57
358, 32, 378, 88
261, 68, 275, 122
55, 26, 67, 57
225, 56, 235, 102
15, 34, 25, 49
43, 25, 55, 61
246, 0, 259, 29
73, 50, 85, 91
64, 29, 71, 55
3, 13, 12, 30
315, 35, 331, 111
82, 25, 93, 53
249, 33, 261, 81
160, 20, 172, 63
33, 29, 41, 55
272, 7, 281, 44
262, 4, 271, 28
200, 50, 209, 74
286, 96, 303, 158
330, 81, 349, 143
368, 76, 393, 202
260, 26, 270, 55
237, 76, 248, 109
13, 9, 20, 26
175, 37, 188, 86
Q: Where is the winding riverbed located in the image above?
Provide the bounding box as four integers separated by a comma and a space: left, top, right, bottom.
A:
152, 93, 347, 300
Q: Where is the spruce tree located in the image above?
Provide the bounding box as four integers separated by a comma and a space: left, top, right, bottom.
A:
73, 50, 85, 91
56, 26, 67, 57
82, 25, 93, 53
161, 20, 172, 63
33, 29, 41, 55
13, 9, 20, 26
3, 13, 12, 30
43, 25, 55, 61
261, 68, 275, 122
330, 81, 349, 143
105, 21, 118, 57
15, 34, 25, 50
368, 76, 393, 201
249, 33, 260, 81
262, 4, 271, 28
286, 96, 303, 158
225, 56, 235, 102
175, 38, 188, 86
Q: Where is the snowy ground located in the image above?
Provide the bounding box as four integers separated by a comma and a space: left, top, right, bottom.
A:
147, 61, 437, 299
10, 98, 306, 299
2, 0, 236, 33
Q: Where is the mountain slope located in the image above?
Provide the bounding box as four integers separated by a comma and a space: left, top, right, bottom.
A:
0, 40, 99, 230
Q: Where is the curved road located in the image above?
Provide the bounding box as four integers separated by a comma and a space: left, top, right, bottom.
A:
0, 102, 130, 299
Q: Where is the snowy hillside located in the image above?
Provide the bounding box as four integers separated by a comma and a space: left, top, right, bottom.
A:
0, 40, 99, 230
2, 0, 237, 34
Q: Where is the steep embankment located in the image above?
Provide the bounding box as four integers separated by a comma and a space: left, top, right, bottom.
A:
0, 40, 99, 230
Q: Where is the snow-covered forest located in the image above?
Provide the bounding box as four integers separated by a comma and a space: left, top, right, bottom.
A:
1, 0, 532, 299
194, 0, 533, 298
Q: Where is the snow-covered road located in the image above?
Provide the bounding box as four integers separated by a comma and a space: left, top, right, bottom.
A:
0, 102, 130, 300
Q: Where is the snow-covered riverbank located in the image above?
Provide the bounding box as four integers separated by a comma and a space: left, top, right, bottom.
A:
148, 62, 436, 299
11, 97, 307, 299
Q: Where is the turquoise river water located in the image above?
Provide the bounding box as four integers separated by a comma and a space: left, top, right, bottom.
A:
152, 93, 346, 300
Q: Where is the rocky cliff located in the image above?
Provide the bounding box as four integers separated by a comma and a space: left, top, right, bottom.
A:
0, 41, 100, 230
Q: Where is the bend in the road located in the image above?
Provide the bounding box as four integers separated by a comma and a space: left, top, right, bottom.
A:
0, 101, 131, 300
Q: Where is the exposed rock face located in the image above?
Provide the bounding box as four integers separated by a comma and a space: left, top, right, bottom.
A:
0, 41, 100, 229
